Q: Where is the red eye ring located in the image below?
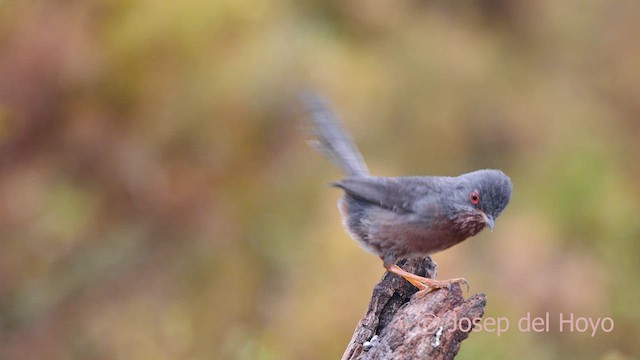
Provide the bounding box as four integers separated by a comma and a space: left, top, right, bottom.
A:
469, 190, 480, 205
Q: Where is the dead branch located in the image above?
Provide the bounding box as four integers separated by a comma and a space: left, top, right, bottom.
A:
342, 257, 487, 360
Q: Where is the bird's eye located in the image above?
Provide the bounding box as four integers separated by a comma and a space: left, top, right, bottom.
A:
469, 190, 480, 205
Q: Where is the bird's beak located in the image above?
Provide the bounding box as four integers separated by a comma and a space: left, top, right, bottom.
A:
479, 211, 495, 231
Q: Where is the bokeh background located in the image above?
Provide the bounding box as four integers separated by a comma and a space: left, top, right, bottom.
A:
1, 0, 639, 359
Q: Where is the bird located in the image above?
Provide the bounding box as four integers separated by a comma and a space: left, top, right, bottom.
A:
302, 93, 512, 292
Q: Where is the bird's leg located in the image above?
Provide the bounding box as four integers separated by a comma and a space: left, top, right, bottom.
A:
385, 263, 469, 292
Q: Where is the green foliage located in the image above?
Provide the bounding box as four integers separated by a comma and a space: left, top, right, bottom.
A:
0, 0, 639, 359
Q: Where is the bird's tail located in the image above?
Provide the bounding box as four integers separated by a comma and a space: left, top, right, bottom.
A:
301, 92, 369, 177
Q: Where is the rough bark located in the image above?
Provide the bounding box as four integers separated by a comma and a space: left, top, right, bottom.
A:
342, 257, 487, 360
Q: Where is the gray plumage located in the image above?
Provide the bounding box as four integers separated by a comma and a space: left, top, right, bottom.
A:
302, 93, 369, 177
303, 92, 512, 269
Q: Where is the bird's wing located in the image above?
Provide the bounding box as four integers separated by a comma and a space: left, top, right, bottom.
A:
333, 177, 425, 214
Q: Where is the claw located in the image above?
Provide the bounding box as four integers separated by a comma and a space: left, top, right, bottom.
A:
386, 264, 470, 293
458, 278, 470, 292
423, 277, 469, 293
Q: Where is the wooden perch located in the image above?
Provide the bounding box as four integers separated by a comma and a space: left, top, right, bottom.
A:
342, 257, 487, 360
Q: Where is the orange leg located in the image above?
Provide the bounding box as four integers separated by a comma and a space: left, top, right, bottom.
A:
386, 264, 469, 292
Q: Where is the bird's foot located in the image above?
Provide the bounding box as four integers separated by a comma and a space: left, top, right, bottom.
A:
417, 277, 469, 293
386, 264, 469, 293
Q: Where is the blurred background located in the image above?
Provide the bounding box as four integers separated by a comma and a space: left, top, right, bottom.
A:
0, 0, 639, 359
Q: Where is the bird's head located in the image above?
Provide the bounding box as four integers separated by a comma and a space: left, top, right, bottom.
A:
448, 169, 512, 236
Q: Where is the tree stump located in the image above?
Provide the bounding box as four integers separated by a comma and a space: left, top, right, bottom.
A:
342, 257, 487, 360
